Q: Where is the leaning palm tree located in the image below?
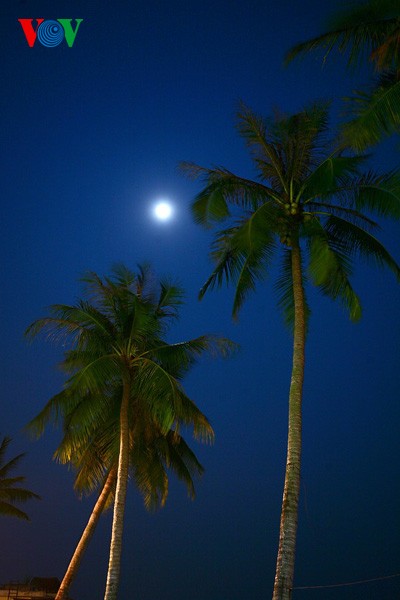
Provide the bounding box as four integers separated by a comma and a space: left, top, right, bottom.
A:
53, 429, 205, 600
29, 386, 210, 600
286, 0, 400, 149
40, 414, 118, 600
181, 102, 400, 600
26, 264, 233, 600
0, 436, 40, 520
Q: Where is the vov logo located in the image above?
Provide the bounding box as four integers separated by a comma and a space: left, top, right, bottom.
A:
18, 19, 83, 48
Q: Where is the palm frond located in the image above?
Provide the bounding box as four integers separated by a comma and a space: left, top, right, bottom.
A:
0, 442, 25, 479
27, 389, 82, 438
0, 503, 30, 520
182, 160, 280, 226
300, 154, 367, 199
81, 270, 113, 309
180, 163, 230, 226
307, 223, 362, 321
237, 103, 288, 191
145, 336, 235, 379
0, 437, 40, 520
59, 395, 115, 462
281, 103, 331, 182
230, 212, 277, 317
197, 225, 244, 299
306, 202, 379, 232
156, 279, 185, 319
133, 444, 169, 511
354, 170, 400, 218
110, 264, 137, 289
286, 0, 400, 70
0, 437, 11, 463
326, 215, 400, 279
133, 357, 213, 442
66, 354, 120, 395
133, 359, 185, 434
160, 432, 204, 500
0, 485, 40, 503
198, 202, 278, 316
342, 75, 400, 149
25, 302, 114, 350
73, 446, 117, 495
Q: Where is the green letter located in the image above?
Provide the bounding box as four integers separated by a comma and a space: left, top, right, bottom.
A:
57, 19, 83, 47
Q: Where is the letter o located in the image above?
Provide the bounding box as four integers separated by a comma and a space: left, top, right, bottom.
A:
37, 20, 64, 47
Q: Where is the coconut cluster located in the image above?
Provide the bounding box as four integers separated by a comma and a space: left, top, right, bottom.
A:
278, 202, 314, 246
284, 202, 300, 216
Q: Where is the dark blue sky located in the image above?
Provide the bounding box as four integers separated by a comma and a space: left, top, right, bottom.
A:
1, 1, 400, 599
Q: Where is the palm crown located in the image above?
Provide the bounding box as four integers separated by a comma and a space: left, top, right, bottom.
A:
182, 102, 400, 322
27, 265, 227, 442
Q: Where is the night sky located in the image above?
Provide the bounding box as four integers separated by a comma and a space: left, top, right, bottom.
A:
1, 1, 400, 599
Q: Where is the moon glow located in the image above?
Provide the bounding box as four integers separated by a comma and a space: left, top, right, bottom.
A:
153, 201, 173, 221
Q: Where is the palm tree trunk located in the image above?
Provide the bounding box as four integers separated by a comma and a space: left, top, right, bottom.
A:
272, 243, 306, 600
104, 380, 131, 600
55, 468, 117, 600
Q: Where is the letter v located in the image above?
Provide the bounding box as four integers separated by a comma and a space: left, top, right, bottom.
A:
18, 19, 44, 47
57, 19, 83, 47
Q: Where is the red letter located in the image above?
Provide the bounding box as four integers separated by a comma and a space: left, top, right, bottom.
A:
18, 19, 44, 47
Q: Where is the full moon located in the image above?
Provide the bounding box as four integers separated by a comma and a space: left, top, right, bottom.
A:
153, 201, 173, 221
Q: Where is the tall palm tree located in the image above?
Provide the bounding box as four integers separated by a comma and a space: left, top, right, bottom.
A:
181, 102, 400, 600
286, 0, 400, 149
0, 436, 40, 520
26, 264, 233, 600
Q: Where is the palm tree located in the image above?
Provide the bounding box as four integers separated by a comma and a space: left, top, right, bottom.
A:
26, 264, 233, 600
181, 102, 400, 600
50, 429, 205, 600
29, 386, 211, 600
0, 436, 40, 520
286, 0, 400, 149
